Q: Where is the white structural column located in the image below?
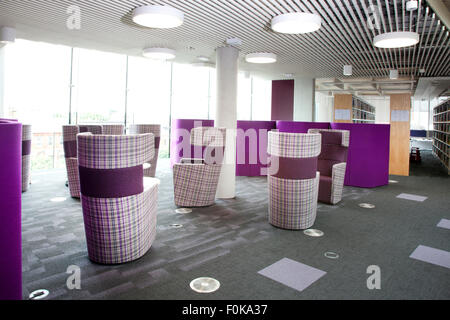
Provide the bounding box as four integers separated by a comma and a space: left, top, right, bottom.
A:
294, 76, 315, 121
0, 45, 6, 117
215, 46, 239, 199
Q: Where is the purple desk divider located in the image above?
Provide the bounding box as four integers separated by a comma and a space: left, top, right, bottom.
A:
236, 121, 277, 176
331, 123, 390, 188
0, 119, 23, 300
276, 121, 331, 133
170, 119, 214, 167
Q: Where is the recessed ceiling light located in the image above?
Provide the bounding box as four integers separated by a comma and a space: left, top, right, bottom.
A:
132, 5, 184, 29
283, 73, 294, 78
191, 62, 215, 68
343, 65, 352, 76
390, 69, 399, 79
143, 47, 176, 60
0, 26, 16, 44
197, 56, 210, 62
406, 1, 418, 11
245, 52, 277, 64
271, 12, 322, 34
373, 31, 419, 48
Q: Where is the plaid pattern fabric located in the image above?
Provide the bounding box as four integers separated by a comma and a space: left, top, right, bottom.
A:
129, 124, 161, 177
22, 125, 32, 192
268, 172, 320, 230
66, 157, 81, 198
63, 125, 79, 143
102, 124, 125, 135
81, 178, 159, 264
22, 155, 31, 192
78, 125, 103, 135
173, 164, 222, 207
331, 163, 347, 205
191, 127, 226, 147
308, 129, 350, 147
268, 132, 322, 158
78, 133, 154, 170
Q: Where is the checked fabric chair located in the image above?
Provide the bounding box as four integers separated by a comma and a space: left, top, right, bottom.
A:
308, 129, 350, 205
129, 124, 161, 177
77, 132, 159, 264
267, 131, 322, 230
102, 124, 125, 135
62, 125, 103, 198
21, 125, 32, 192
173, 127, 226, 207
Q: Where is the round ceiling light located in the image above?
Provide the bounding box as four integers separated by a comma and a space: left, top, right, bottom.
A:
143, 48, 176, 60
373, 31, 419, 48
271, 12, 322, 34
245, 52, 277, 64
132, 5, 184, 29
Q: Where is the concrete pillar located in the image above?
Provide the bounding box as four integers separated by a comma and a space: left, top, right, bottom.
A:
293, 76, 315, 121
0, 45, 6, 117
215, 46, 238, 199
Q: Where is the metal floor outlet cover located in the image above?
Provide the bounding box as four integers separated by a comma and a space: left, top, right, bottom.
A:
29, 289, 49, 300
359, 203, 376, 209
324, 252, 340, 259
303, 229, 324, 237
190, 277, 220, 293
175, 208, 192, 214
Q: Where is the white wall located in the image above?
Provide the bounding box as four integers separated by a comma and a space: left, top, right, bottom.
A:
315, 92, 333, 122
362, 95, 390, 124
294, 77, 314, 121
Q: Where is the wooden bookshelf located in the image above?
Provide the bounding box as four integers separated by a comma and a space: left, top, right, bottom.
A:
432, 98, 450, 174
333, 94, 376, 124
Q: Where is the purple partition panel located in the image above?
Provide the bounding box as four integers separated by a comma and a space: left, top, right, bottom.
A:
0, 119, 22, 300
236, 120, 277, 176
331, 123, 390, 188
276, 121, 331, 133
271, 80, 294, 121
170, 119, 214, 167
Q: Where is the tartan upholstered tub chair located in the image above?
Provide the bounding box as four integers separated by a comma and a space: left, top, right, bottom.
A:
267, 131, 322, 230
21, 124, 32, 192
128, 124, 161, 177
173, 127, 226, 207
308, 129, 350, 205
62, 125, 103, 198
77, 132, 159, 264
102, 124, 125, 135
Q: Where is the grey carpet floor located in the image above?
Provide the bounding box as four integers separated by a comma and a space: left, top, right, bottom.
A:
21, 153, 450, 300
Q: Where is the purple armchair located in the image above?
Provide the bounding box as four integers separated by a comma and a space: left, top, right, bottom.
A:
308, 129, 350, 205
77, 132, 159, 264
267, 132, 322, 230
62, 125, 103, 198
22, 125, 32, 192
129, 124, 161, 177
173, 127, 226, 207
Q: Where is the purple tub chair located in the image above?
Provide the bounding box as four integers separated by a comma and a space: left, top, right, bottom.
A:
77, 132, 159, 264
62, 125, 103, 198
173, 127, 226, 207
267, 131, 322, 230
22, 125, 32, 192
129, 124, 161, 177
308, 129, 350, 205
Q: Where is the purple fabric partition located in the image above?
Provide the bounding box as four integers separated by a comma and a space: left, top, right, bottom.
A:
236, 120, 277, 176
0, 119, 22, 300
170, 119, 214, 167
271, 80, 294, 121
331, 123, 390, 188
276, 121, 331, 133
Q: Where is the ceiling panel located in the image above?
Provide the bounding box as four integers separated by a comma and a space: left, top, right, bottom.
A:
0, 0, 448, 79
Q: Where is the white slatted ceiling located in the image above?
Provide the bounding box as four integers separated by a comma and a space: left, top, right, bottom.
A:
0, 0, 448, 79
